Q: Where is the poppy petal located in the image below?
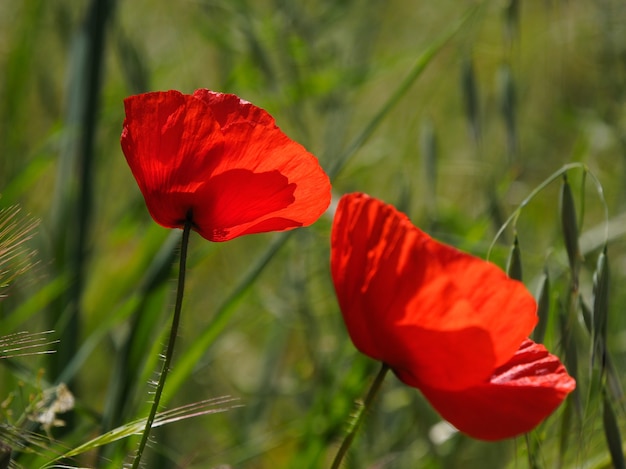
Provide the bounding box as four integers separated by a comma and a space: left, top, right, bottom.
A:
417, 339, 576, 440
193, 89, 275, 128
195, 107, 330, 241
331, 193, 538, 391
191, 168, 300, 241
121, 90, 224, 228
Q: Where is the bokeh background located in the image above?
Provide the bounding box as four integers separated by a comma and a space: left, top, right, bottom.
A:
1, 0, 626, 468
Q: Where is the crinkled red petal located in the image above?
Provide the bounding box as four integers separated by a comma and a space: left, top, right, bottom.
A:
121, 89, 331, 241
121, 90, 223, 229
417, 339, 576, 440
331, 193, 537, 391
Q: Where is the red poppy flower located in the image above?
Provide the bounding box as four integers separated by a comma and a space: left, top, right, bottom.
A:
121, 89, 331, 241
331, 193, 575, 440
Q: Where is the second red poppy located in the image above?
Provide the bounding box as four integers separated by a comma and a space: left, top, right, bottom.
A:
331, 192, 575, 440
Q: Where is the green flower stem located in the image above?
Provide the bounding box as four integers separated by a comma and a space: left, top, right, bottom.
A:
131, 220, 192, 469
331, 362, 390, 469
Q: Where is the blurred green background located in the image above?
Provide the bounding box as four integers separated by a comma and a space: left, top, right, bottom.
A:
1, 0, 626, 468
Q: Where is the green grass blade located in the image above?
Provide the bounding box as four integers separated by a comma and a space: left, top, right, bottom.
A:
602, 390, 625, 469
41, 397, 240, 466
2, 275, 68, 334
421, 119, 438, 220
506, 234, 522, 281
559, 174, 581, 280
498, 62, 517, 161
0, 0, 45, 182
592, 247, 609, 369
47, 0, 116, 383
461, 56, 481, 146
533, 270, 550, 344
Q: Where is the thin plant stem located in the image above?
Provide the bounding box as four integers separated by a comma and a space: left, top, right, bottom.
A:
331, 363, 390, 469
131, 220, 192, 469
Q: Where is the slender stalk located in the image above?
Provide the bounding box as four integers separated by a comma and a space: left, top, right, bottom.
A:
131, 220, 192, 469
331, 363, 390, 469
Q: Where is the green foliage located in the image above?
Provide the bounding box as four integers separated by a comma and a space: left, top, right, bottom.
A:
1, 0, 626, 468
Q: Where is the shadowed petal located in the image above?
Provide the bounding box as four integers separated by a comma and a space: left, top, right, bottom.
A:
418, 339, 576, 440
206, 119, 331, 236
192, 169, 299, 241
